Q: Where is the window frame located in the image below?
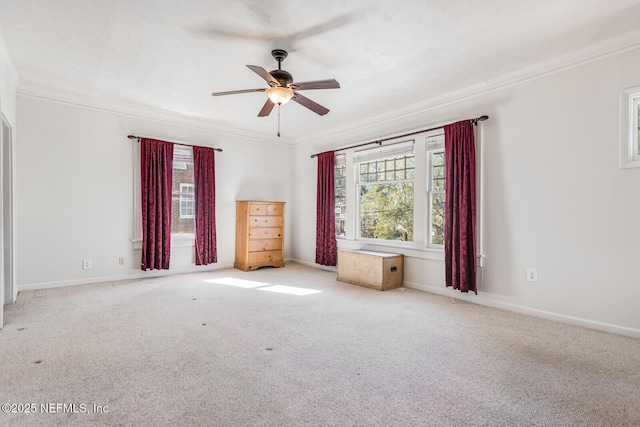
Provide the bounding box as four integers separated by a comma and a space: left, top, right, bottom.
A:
426, 135, 445, 249
178, 183, 195, 219
334, 129, 457, 260
334, 154, 347, 238
354, 141, 416, 244
620, 86, 640, 169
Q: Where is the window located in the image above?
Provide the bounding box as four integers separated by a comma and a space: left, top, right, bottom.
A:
334, 129, 459, 255
634, 95, 640, 159
179, 183, 195, 219
427, 135, 445, 246
620, 86, 640, 169
171, 145, 195, 234
334, 154, 347, 237
132, 142, 196, 247
355, 142, 415, 242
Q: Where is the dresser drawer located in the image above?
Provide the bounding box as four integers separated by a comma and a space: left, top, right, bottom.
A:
248, 203, 268, 215
248, 238, 282, 252
267, 203, 283, 216
249, 215, 284, 227
248, 250, 282, 264
248, 227, 282, 239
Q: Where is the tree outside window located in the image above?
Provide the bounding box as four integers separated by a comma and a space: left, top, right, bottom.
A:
356, 147, 415, 242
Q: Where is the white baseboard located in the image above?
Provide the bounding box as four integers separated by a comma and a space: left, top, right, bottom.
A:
290, 258, 337, 272
17, 262, 236, 292
404, 280, 640, 339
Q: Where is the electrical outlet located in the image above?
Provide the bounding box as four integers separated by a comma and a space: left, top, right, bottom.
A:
82, 259, 92, 270
526, 268, 538, 283
118, 257, 125, 265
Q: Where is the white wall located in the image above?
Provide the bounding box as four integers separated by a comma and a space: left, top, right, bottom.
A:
292, 47, 640, 338
0, 31, 18, 122
16, 96, 292, 289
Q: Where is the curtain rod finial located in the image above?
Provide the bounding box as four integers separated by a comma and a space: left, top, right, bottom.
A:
478, 115, 489, 121
127, 135, 137, 139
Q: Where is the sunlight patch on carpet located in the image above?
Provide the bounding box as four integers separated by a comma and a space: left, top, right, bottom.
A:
204, 277, 270, 289
258, 285, 322, 296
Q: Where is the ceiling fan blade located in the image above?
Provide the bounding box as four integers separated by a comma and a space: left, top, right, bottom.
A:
292, 92, 330, 116
292, 79, 340, 91
258, 99, 275, 117
247, 65, 279, 86
212, 88, 265, 96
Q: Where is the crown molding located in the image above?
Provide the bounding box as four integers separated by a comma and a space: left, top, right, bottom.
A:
302, 40, 640, 145
16, 86, 295, 146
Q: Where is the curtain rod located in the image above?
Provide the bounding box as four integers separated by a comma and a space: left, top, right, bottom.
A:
127, 135, 223, 152
310, 115, 489, 158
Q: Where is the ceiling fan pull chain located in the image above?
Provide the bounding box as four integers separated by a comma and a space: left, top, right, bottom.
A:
277, 105, 281, 137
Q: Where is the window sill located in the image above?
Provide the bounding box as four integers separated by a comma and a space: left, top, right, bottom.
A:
336, 238, 445, 261
132, 234, 195, 250
620, 158, 640, 169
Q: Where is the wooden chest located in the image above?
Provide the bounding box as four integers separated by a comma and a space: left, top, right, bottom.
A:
337, 250, 404, 291
235, 201, 285, 271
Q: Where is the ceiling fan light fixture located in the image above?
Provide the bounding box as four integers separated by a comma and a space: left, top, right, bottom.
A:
266, 86, 294, 105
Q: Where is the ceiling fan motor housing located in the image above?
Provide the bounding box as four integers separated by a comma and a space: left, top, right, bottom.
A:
269, 69, 293, 86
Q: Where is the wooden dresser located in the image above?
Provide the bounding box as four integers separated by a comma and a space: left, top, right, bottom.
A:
234, 201, 285, 271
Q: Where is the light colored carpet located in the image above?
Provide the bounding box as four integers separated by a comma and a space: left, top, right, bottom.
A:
1, 263, 639, 426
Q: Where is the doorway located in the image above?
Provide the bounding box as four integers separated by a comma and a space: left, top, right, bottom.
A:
1, 114, 14, 328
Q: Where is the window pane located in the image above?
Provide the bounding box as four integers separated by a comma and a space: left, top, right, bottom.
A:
431, 192, 445, 245
433, 164, 445, 179
406, 156, 415, 168
433, 151, 444, 166
359, 182, 414, 242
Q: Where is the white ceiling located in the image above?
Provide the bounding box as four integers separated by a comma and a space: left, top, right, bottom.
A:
2, 0, 640, 142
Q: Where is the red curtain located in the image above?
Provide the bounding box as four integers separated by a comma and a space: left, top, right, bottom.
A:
315, 151, 337, 266
140, 138, 174, 270
444, 121, 477, 293
193, 146, 217, 265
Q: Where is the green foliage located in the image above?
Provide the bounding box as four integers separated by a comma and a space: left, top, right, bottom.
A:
359, 183, 414, 241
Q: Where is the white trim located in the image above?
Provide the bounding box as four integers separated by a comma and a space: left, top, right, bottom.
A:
305, 44, 640, 145
17, 259, 296, 293
619, 86, 640, 168
17, 263, 235, 292
131, 234, 194, 250
425, 138, 445, 248
404, 280, 640, 339
337, 239, 445, 261
17, 91, 293, 146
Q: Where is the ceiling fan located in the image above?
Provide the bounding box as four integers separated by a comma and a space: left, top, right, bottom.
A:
212, 49, 340, 118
